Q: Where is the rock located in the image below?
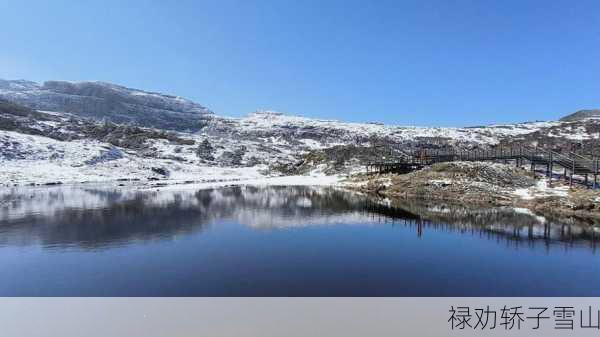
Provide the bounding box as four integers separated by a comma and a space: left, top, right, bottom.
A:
219, 146, 246, 167
352, 161, 537, 207
151, 167, 169, 177
85, 147, 124, 165
0, 80, 213, 131
573, 202, 595, 211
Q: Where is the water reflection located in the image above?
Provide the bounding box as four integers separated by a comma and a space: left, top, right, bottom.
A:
364, 198, 600, 252
3, 185, 600, 296
0, 185, 373, 249
0, 185, 597, 251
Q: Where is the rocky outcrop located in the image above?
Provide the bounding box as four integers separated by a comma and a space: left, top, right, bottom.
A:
0, 80, 213, 131
351, 162, 536, 206
349, 161, 600, 223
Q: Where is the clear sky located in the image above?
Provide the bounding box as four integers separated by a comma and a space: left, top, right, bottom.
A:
1, 0, 599, 126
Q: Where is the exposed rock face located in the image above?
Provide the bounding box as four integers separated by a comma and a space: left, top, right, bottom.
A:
0, 79, 213, 131
560, 109, 600, 122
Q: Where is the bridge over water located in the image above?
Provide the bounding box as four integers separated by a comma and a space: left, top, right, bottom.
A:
366, 145, 600, 188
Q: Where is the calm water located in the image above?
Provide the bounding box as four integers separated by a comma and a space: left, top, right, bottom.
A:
1, 184, 599, 296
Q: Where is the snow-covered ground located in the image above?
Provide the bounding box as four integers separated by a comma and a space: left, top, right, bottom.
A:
0, 130, 265, 186
1, 108, 596, 188
2, 79, 600, 188
513, 178, 570, 200
0, 129, 346, 187
220, 110, 561, 146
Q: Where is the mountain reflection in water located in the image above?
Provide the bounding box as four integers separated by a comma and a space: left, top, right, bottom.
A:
2, 185, 600, 296
0, 185, 597, 251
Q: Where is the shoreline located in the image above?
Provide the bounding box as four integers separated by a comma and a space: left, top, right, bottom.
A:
0, 173, 344, 191
353, 189, 600, 225
346, 162, 600, 225
4, 163, 600, 225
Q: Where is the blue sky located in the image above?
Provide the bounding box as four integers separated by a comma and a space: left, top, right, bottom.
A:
1, 0, 599, 126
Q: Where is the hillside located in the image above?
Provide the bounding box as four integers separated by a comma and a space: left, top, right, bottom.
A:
0, 79, 213, 131
2, 79, 600, 186
560, 109, 600, 122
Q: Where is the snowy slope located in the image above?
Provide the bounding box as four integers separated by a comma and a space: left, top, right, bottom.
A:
2, 108, 597, 186
2, 80, 600, 187
0, 130, 268, 187
0, 79, 212, 131
212, 110, 560, 146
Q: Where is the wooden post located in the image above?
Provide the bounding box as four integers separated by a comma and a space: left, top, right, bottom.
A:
594, 159, 598, 189
519, 145, 522, 166
549, 152, 553, 180
571, 160, 575, 188
570, 173, 573, 187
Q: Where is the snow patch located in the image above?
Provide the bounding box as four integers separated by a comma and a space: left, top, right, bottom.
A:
513, 178, 569, 200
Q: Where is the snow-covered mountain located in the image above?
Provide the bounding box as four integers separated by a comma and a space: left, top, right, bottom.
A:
208, 110, 559, 147
560, 109, 600, 122
0, 79, 212, 131
1, 79, 600, 186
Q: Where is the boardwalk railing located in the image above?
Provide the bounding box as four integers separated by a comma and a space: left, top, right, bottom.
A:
366, 145, 600, 188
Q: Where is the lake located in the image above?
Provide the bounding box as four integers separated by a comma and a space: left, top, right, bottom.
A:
0, 184, 599, 296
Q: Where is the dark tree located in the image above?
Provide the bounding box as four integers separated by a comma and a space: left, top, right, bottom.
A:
196, 139, 215, 161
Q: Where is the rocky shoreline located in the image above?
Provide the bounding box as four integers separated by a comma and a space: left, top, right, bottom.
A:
347, 161, 600, 225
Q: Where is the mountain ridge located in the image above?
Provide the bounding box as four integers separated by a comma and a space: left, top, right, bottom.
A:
0, 79, 213, 132
2, 78, 595, 128
560, 109, 600, 122
2, 79, 600, 186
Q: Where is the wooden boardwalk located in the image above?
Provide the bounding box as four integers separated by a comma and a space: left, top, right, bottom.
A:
366, 145, 600, 188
